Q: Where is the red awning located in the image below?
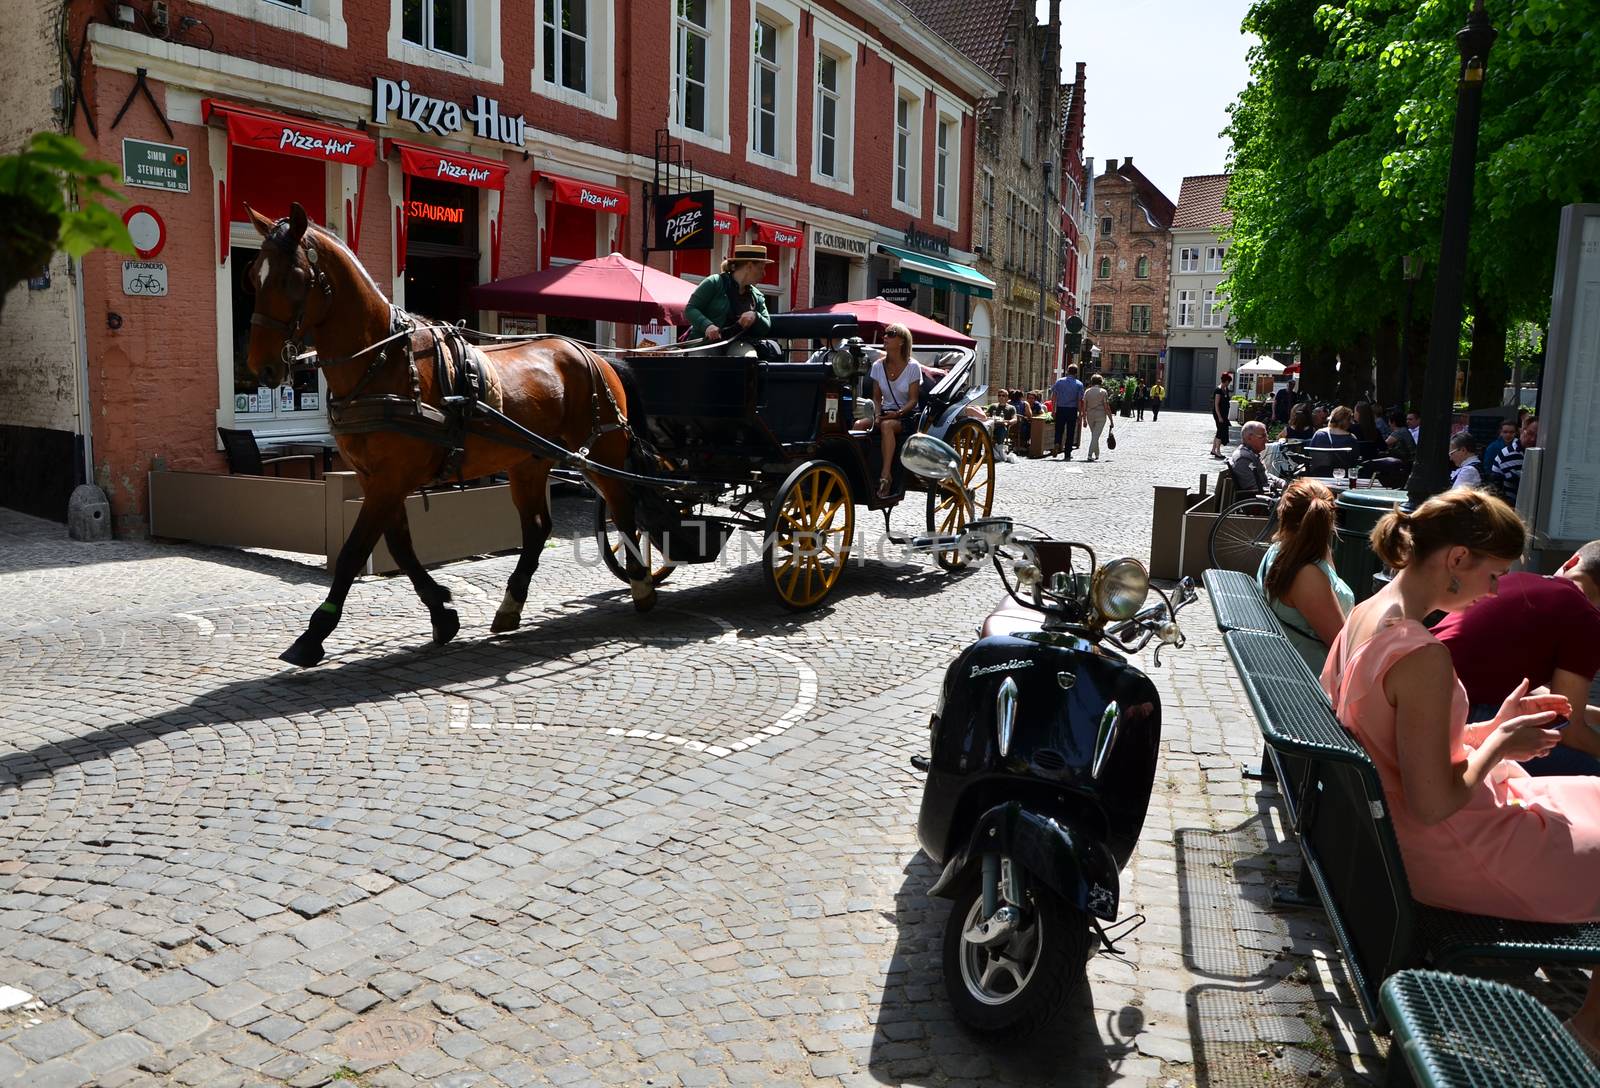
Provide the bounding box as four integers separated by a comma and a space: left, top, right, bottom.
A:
792, 297, 975, 347
202, 99, 376, 166
713, 211, 739, 235
387, 139, 508, 190
747, 218, 802, 248
386, 140, 509, 279
202, 99, 377, 264
539, 173, 629, 215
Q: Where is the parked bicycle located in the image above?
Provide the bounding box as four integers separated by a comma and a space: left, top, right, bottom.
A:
1208, 444, 1379, 570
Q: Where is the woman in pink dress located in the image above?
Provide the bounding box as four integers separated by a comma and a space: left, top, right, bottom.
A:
1320, 489, 1600, 1057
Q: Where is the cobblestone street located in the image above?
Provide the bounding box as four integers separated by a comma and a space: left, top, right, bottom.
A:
1, 412, 1376, 1088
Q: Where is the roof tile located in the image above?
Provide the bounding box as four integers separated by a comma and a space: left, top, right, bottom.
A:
1172, 174, 1232, 230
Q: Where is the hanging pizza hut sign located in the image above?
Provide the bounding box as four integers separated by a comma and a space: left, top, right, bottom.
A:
122, 204, 167, 259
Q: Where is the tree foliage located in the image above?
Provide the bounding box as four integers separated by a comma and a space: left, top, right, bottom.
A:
1223, 0, 1600, 372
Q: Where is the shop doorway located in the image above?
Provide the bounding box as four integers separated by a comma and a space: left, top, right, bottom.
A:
404, 179, 479, 328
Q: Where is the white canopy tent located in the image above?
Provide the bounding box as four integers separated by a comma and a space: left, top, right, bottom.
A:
1236, 356, 1285, 376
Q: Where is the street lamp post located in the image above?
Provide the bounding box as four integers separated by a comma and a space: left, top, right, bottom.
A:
1407, 0, 1496, 507
1397, 253, 1421, 411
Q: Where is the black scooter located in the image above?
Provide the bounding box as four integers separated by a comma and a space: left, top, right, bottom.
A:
909, 514, 1196, 1038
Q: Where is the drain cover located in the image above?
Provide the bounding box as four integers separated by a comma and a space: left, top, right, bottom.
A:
338, 1015, 435, 1061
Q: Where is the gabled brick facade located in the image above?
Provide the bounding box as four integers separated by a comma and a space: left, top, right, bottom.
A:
1086, 157, 1174, 386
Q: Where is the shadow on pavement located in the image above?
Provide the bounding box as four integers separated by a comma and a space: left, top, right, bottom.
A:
865, 852, 1125, 1087
1176, 811, 1370, 1086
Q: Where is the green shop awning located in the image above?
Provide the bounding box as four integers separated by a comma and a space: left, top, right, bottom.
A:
877, 243, 995, 299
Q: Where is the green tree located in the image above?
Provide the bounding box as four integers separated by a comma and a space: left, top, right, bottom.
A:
1223, 0, 1600, 407
0, 132, 133, 320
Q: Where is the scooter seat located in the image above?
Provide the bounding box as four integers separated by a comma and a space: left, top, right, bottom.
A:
980, 594, 1046, 639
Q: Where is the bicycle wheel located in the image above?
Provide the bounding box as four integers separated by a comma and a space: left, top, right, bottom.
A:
1209, 496, 1277, 571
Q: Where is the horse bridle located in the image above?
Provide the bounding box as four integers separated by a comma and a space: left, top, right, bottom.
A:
250, 232, 333, 365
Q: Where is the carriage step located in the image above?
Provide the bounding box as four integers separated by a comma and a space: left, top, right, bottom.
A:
909, 532, 962, 554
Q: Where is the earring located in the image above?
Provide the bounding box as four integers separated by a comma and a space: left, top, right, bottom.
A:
1448, 574, 1461, 595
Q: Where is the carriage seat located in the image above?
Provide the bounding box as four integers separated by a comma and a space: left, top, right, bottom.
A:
981, 594, 1046, 639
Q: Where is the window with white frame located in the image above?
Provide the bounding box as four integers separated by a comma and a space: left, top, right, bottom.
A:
1206, 245, 1226, 272
1202, 288, 1224, 327
934, 117, 951, 222
541, 0, 587, 92
1097, 255, 1110, 278
1090, 304, 1111, 332
894, 94, 915, 207
1100, 215, 1112, 237
195, 0, 348, 45
675, 0, 710, 132
1129, 304, 1151, 334
1179, 246, 1200, 273
1135, 255, 1149, 279
816, 51, 840, 177
1176, 289, 1196, 328
404, 0, 469, 56
751, 18, 780, 157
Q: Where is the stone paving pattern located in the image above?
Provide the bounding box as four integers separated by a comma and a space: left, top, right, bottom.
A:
2, 413, 1385, 1087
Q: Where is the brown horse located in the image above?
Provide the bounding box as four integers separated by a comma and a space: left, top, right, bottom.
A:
241, 202, 655, 667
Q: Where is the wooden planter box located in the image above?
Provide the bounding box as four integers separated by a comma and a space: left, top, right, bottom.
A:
148, 470, 526, 574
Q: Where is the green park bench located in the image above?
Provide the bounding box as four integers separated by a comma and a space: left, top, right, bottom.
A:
1380, 969, 1600, 1088
1205, 571, 1600, 1039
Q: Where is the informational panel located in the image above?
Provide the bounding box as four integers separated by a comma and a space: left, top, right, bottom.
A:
1536, 205, 1600, 545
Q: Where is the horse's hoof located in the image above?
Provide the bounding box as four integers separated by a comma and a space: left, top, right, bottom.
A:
438, 586, 453, 604
432, 608, 461, 645
632, 589, 657, 614
279, 639, 325, 668
489, 610, 521, 633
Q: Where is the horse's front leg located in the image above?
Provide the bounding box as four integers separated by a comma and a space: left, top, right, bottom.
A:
491, 461, 554, 633
384, 505, 460, 645
280, 492, 398, 667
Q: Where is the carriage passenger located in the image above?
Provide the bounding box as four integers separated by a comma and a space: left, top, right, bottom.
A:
850, 323, 922, 498
684, 244, 775, 357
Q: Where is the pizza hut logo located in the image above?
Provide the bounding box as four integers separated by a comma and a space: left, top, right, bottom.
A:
772, 229, 799, 246
279, 128, 357, 160
578, 188, 621, 210
437, 160, 492, 183
665, 195, 706, 245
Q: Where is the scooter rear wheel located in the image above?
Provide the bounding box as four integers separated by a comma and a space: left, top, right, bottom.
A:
941, 875, 1088, 1039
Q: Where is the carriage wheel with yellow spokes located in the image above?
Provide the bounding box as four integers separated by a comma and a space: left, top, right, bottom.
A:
594, 500, 674, 587
763, 460, 855, 611
925, 419, 997, 571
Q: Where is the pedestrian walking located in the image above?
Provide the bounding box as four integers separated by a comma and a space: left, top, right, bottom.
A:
1082, 374, 1111, 461
1211, 372, 1234, 459
1051, 365, 1085, 460
1135, 381, 1150, 422
1150, 380, 1164, 422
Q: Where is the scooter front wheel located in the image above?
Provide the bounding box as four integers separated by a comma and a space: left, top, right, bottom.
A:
942, 876, 1087, 1038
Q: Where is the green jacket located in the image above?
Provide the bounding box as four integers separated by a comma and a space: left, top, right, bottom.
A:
684, 273, 772, 340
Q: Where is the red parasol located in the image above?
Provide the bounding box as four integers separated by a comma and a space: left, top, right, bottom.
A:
793, 296, 975, 347
468, 252, 695, 325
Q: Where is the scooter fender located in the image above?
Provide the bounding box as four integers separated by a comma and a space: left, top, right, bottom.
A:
927, 801, 1121, 921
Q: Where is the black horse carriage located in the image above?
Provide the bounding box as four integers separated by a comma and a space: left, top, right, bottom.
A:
592, 313, 997, 610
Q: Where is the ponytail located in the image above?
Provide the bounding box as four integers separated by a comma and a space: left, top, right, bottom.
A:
1368, 489, 1525, 571
1266, 479, 1338, 600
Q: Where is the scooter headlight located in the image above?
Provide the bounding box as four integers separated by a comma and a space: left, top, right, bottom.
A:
1092, 558, 1150, 621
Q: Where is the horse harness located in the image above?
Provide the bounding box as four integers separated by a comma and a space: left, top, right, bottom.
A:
258, 233, 631, 485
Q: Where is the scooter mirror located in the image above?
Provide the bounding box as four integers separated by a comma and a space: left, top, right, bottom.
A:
901, 434, 961, 483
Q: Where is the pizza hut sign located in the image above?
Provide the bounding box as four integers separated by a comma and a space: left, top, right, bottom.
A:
372, 77, 527, 148
652, 190, 714, 251
578, 187, 623, 210
437, 160, 494, 184
279, 127, 358, 160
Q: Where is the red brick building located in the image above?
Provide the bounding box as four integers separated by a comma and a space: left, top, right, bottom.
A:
1085, 157, 1174, 385
2, 0, 999, 533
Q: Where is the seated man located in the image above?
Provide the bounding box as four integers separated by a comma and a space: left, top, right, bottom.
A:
1434, 540, 1600, 776
1226, 421, 1286, 497
1447, 432, 1484, 490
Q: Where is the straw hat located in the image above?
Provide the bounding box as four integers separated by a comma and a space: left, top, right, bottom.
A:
722, 243, 777, 272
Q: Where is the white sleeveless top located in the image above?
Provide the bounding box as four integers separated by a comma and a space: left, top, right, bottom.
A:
870, 358, 922, 411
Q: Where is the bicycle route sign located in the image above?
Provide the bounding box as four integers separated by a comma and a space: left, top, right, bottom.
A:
121, 261, 168, 297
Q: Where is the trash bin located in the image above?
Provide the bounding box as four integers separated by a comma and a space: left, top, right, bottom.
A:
1334, 488, 1407, 603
